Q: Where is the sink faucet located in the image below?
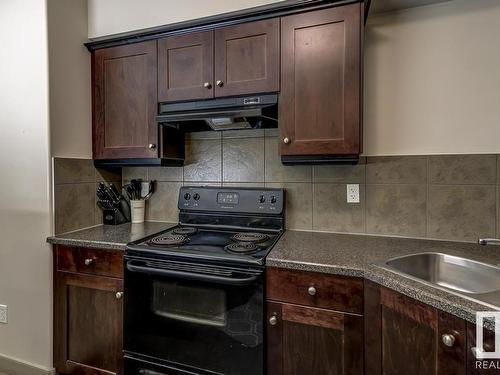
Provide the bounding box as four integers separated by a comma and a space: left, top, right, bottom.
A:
478, 238, 500, 246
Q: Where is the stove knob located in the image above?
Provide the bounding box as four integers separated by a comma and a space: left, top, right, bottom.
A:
270, 196, 277, 204
184, 192, 191, 200
259, 195, 266, 203
193, 193, 200, 201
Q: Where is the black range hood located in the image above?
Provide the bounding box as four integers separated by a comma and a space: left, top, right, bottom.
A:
156, 94, 278, 131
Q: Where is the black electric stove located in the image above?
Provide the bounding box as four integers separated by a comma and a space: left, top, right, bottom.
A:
124, 186, 285, 375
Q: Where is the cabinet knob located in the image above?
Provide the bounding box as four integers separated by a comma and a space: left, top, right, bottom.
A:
203, 82, 212, 89
308, 286, 317, 296
84, 258, 94, 266
283, 137, 290, 144
269, 315, 278, 326
441, 333, 456, 347
216, 80, 224, 87
115, 292, 123, 300
148, 143, 156, 150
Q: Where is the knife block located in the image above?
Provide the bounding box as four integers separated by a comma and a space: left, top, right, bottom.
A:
102, 208, 128, 225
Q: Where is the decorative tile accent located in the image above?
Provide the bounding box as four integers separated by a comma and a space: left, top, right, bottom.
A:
266, 182, 313, 230
313, 184, 365, 233
145, 182, 183, 222
265, 136, 312, 183
366, 184, 427, 237
54, 158, 94, 184
184, 138, 222, 182
366, 156, 427, 184
223, 137, 265, 182
148, 167, 183, 182
428, 185, 496, 241
429, 154, 497, 185
55, 183, 95, 234
313, 158, 366, 183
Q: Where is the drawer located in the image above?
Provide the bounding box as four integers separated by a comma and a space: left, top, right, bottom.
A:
56, 245, 123, 278
266, 267, 363, 314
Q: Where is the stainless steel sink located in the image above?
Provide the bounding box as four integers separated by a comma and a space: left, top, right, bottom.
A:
384, 252, 500, 295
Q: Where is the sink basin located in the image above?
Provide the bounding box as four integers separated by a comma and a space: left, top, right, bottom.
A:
384, 252, 500, 295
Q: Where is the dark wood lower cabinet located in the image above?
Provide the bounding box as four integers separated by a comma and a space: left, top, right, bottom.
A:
54, 269, 123, 375
364, 280, 467, 375
267, 301, 363, 375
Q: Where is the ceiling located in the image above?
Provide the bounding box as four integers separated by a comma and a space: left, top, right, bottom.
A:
369, 0, 454, 14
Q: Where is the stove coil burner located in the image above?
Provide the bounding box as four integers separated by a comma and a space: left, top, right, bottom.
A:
149, 234, 187, 246
225, 242, 259, 254
172, 227, 198, 235
231, 232, 269, 243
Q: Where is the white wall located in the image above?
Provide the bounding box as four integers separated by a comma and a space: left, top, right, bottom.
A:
48, 0, 92, 158
0, 0, 53, 372
88, 0, 284, 38
364, 0, 500, 155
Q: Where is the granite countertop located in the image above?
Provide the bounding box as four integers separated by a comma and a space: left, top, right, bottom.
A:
267, 230, 500, 326
47, 222, 176, 250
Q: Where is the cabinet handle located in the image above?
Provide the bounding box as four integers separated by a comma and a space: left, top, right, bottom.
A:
283, 137, 290, 144
115, 292, 124, 300
441, 333, 456, 347
269, 315, 278, 326
203, 82, 212, 89
216, 80, 224, 87
84, 258, 94, 266
308, 286, 317, 296
148, 143, 156, 150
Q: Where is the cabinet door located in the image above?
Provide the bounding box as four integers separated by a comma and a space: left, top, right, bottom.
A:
280, 4, 362, 156
54, 271, 124, 375
365, 282, 466, 375
158, 31, 214, 102
92, 41, 158, 160
214, 18, 279, 97
267, 302, 363, 375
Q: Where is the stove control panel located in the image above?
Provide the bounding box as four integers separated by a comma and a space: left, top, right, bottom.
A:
178, 186, 285, 214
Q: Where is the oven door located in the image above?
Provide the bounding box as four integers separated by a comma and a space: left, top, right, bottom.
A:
124, 256, 264, 375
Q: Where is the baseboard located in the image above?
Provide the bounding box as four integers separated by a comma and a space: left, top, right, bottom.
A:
0, 353, 55, 375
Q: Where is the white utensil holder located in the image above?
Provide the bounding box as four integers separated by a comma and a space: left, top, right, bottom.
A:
130, 200, 145, 224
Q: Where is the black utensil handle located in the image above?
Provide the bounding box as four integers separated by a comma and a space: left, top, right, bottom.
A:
126, 262, 259, 286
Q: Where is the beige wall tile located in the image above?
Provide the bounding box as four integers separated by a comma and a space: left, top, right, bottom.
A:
366, 184, 427, 237
122, 167, 148, 183
429, 154, 496, 184
313, 184, 365, 233
222, 129, 265, 139
266, 182, 312, 230
148, 167, 183, 182
265, 137, 311, 182
497, 186, 500, 237
498, 155, 500, 185
185, 131, 221, 140
428, 185, 496, 241
145, 182, 183, 222
184, 138, 222, 182
54, 158, 94, 184
95, 167, 121, 183
222, 182, 264, 188
223, 137, 265, 183
366, 156, 427, 184
313, 159, 366, 183
55, 183, 95, 234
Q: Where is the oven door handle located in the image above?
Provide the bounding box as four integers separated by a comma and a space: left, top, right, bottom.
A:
126, 262, 260, 286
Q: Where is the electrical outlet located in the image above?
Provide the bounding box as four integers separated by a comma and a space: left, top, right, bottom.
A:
0, 305, 7, 324
346, 184, 360, 203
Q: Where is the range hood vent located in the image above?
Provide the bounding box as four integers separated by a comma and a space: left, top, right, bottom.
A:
156, 94, 278, 131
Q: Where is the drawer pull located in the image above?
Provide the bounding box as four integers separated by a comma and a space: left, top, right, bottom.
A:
308, 286, 317, 296
269, 315, 278, 326
84, 258, 94, 266
115, 292, 123, 300
441, 333, 456, 347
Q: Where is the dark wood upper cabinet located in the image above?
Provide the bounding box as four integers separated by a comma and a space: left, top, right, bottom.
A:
158, 31, 214, 102
214, 18, 279, 97
365, 281, 467, 375
92, 41, 158, 160
280, 3, 362, 159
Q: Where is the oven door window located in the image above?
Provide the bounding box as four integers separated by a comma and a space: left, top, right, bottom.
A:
124, 261, 263, 375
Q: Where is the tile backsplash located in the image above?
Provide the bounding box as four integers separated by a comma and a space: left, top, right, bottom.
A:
120, 130, 500, 242
53, 158, 121, 234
